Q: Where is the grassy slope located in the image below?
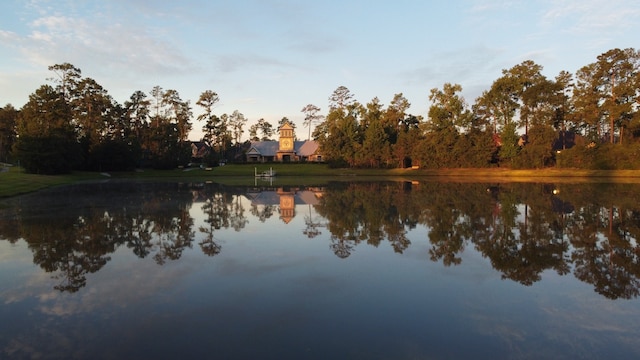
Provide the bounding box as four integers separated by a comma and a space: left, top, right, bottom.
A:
2, 163, 640, 198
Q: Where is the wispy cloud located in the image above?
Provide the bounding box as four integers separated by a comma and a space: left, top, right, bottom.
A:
286, 33, 342, 55
8, 2, 194, 80
541, 0, 639, 34
0, 30, 19, 43
215, 53, 295, 74
468, 0, 517, 14
403, 46, 506, 87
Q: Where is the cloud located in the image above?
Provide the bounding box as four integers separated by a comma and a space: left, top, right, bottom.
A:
0, 30, 19, 43
402, 46, 506, 88
214, 52, 304, 77
2, 1, 195, 84
541, 0, 640, 35
286, 34, 342, 55
468, 0, 517, 14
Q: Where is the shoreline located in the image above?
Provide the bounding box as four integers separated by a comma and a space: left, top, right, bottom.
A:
2, 165, 640, 198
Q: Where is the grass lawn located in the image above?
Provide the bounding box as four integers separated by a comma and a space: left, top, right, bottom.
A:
0, 165, 105, 198
108, 163, 640, 179
2, 163, 640, 198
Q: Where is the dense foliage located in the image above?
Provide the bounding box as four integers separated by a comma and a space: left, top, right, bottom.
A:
315, 49, 640, 170
0, 47, 639, 173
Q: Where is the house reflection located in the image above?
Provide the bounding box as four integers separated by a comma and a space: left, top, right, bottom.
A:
245, 187, 323, 223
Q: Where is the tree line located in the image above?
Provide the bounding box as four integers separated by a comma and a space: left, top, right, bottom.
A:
0, 64, 255, 173
314, 48, 640, 169
0, 47, 639, 173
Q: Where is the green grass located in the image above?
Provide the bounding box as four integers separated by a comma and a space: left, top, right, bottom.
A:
115, 163, 629, 178
105, 163, 398, 179
2, 163, 640, 198
0, 165, 104, 198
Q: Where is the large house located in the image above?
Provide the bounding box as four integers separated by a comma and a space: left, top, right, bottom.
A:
246, 122, 322, 162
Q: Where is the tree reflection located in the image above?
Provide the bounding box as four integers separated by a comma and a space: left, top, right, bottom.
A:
0, 183, 216, 291
125, 216, 154, 258
315, 182, 417, 255
570, 204, 640, 299
2, 181, 640, 299
25, 217, 111, 293
312, 181, 640, 298
230, 195, 249, 232
151, 207, 195, 265
303, 204, 323, 238
250, 203, 275, 222
198, 192, 228, 256
199, 186, 249, 256
330, 236, 355, 259
421, 183, 471, 266
477, 186, 570, 285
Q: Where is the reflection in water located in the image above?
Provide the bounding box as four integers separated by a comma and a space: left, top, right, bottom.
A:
245, 187, 322, 224
1, 181, 640, 300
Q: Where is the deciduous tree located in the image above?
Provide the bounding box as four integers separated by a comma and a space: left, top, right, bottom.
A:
317, 87, 363, 166
72, 77, 114, 146
0, 104, 18, 162
359, 98, 390, 167
14, 85, 80, 173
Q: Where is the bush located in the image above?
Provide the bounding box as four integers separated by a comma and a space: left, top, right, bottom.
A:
557, 142, 640, 170
327, 158, 349, 168
89, 140, 140, 171
14, 133, 82, 174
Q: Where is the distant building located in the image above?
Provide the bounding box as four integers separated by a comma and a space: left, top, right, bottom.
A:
246, 121, 322, 162
190, 141, 211, 160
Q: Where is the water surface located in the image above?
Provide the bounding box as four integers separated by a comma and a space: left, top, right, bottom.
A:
1, 180, 639, 359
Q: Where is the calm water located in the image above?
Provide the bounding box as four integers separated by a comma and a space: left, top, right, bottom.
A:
1, 180, 640, 359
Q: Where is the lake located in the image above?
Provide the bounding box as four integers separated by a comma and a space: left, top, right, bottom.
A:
1, 179, 640, 359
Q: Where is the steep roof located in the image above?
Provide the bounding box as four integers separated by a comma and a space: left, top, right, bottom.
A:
190, 141, 210, 158
297, 140, 319, 156
248, 140, 319, 156
279, 122, 295, 131
248, 141, 279, 157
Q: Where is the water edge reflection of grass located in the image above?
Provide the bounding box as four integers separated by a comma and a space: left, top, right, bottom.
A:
3, 164, 640, 198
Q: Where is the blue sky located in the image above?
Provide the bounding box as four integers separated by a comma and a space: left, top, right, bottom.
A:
1, 0, 639, 140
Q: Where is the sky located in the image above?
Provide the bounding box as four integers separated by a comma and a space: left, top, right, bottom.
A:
1, 0, 639, 141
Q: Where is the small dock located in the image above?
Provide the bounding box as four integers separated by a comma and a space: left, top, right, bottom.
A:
255, 167, 276, 178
